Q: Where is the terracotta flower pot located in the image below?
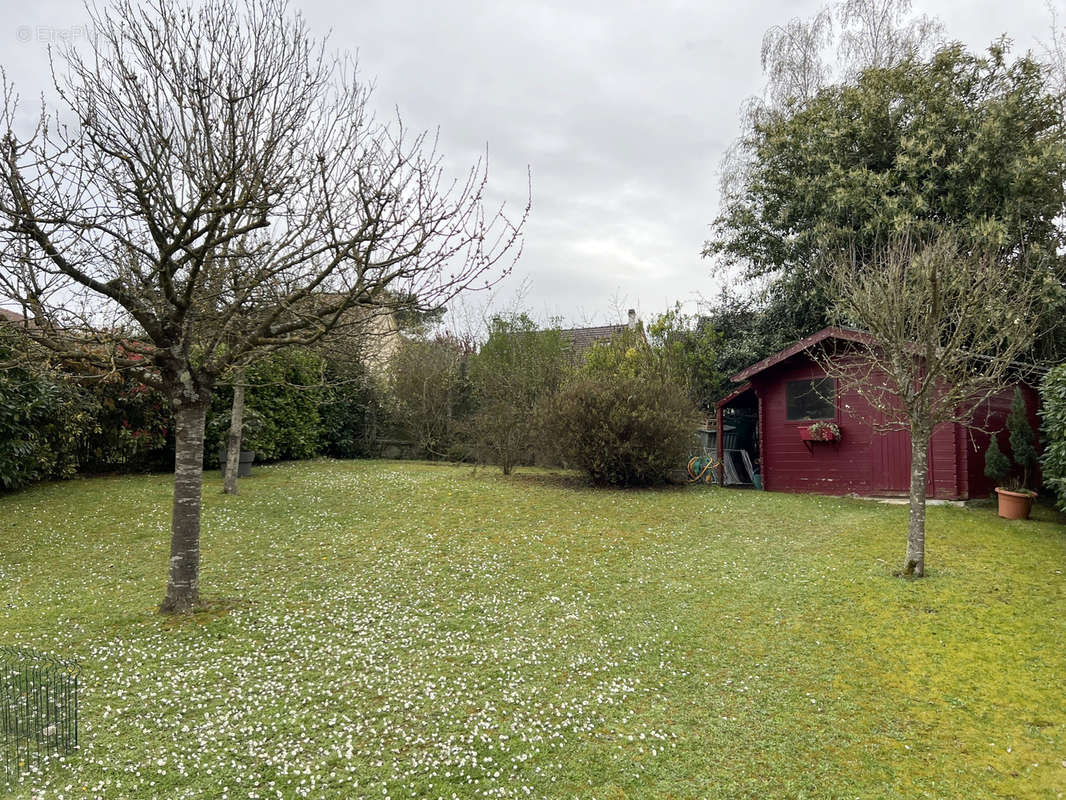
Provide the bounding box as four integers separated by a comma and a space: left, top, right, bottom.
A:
995, 487, 1035, 520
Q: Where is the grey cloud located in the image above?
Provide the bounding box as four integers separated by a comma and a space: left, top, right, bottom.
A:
0, 0, 1056, 324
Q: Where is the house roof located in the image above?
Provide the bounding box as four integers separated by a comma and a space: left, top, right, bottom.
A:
0, 307, 28, 325
729, 326, 872, 384
559, 323, 631, 355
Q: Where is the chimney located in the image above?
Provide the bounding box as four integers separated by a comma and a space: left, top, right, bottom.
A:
627, 308, 637, 329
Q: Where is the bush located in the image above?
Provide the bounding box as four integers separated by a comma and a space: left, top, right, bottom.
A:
207, 349, 325, 463
545, 376, 699, 487
0, 362, 94, 490
1007, 387, 1038, 490
983, 434, 1010, 486
77, 373, 173, 473
465, 314, 569, 473
388, 336, 473, 459
0, 326, 176, 487
1040, 366, 1066, 510
318, 365, 386, 459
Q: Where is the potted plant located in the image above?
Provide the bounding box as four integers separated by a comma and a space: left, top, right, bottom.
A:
985, 388, 1039, 520
210, 407, 265, 477
801, 421, 841, 442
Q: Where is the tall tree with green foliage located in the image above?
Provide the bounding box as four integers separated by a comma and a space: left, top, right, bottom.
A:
1040, 364, 1066, 510
707, 41, 1066, 353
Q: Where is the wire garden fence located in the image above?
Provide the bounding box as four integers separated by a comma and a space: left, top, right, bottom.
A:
0, 646, 79, 782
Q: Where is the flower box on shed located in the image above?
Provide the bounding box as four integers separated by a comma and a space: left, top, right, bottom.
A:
800, 424, 840, 442
800, 422, 841, 451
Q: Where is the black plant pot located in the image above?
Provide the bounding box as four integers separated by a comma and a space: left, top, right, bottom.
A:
218, 448, 255, 477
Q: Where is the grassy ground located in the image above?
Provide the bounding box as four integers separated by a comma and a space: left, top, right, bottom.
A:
1, 459, 1064, 799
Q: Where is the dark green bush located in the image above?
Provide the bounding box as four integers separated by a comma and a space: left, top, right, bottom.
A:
1040, 366, 1066, 510
983, 434, 1010, 486
545, 376, 698, 487
0, 363, 94, 490
208, 349, 325, 463
77, 374, 173, 473
1, 324, 174, 487
1007, 387, 1038, 490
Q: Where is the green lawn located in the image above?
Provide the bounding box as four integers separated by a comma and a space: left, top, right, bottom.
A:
1, 460, 1065, 799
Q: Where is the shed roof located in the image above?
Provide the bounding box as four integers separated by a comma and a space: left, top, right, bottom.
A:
728, 325, 1045, 386
715, 381, 754, 410
729, 326, 872, 383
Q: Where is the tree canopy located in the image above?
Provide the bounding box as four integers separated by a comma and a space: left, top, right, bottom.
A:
707, 41, 1066, 351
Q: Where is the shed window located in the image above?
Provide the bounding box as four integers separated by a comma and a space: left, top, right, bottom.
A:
785, 378, 834, 420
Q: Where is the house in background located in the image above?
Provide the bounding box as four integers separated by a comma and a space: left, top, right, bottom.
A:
715, 327, 1041, 499
559, 309, 640, 362
0, 307, 30, 326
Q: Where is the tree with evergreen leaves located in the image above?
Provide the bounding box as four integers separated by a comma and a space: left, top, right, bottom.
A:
707, 41, 1066, 357
983, 434, 1011, 488
1007, 387, 1039, 491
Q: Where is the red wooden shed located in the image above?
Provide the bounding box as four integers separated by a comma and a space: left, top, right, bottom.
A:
714, 328, 1040, 499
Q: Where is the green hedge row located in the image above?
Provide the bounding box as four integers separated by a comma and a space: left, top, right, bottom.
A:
1040, 365, 1066, 511
1, 341, 384, 491
206, 348, 383, 465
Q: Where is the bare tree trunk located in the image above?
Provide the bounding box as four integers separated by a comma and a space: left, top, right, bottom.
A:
223, 371, 246, 495
161, 402, 208, 613
902, 427, 930, 577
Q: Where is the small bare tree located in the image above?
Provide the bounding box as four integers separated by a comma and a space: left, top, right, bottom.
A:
837, 0, 942, 79
222, 367, 247, 496
1040, 0, 1066, 96
0, 0, 524, 612
821, 233, 1044, 577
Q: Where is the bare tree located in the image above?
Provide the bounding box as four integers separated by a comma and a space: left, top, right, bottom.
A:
821, 233, 1044, 577
761, 9, 835, 108
837, 0, 943, 80
222, 368, 247, 495
0, 0, 524, 612
758, 0, 941, 111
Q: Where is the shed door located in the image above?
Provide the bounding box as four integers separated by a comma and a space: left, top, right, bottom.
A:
872, 427, 912, 493
871, 421, 936, 495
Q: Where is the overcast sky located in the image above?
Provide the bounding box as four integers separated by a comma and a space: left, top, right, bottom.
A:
2, 0, 1058, 326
